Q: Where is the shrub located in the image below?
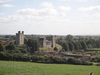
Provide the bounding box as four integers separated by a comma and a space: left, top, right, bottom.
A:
54, 47, 58, 51
96, 57, 100, 62
67, 57, 82, 65
82, 60, 93, 65
96, 64, 100, 66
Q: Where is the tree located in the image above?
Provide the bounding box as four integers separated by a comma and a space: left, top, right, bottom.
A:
26, 39, 39, 53
95, 39, 100, 48
73, 42, 79, 50
6, 43, 15, 50
56, 38, 64, 45
0, 43, 5, 52
68, 42, 74, 51
62, 42, 69, 51
80, 41, 87, 50
86, 39, 94, 48
65, 34, 74, 42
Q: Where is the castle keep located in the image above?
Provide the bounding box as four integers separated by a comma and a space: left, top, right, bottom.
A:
16, 31, 24, 45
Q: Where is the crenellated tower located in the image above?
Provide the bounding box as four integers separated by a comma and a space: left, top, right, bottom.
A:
16, 31, 24, 45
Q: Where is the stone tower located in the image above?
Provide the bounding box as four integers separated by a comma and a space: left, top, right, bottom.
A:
51, 36, 56, 48
16, 31, 24, 45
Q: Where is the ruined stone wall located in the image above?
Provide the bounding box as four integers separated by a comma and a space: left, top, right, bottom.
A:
39, 36, 56, 48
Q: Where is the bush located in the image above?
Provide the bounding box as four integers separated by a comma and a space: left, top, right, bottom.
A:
67, 57, 82, 65
31, 55, 67, 64
0, 52, 93, 65
82, 60, 93, 65
54, 47, 58, 51
0, 52, 6, 60
96, 64, 100, 66
96, 57, 100, 62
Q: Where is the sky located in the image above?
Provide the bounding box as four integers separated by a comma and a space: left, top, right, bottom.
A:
0, 0, 100, 35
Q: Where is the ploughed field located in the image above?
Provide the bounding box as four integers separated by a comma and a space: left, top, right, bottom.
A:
0, 61, 100, 75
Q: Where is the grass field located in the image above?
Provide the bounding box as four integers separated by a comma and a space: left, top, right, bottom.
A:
0, 61, 100, 75
87, 48, 100, 50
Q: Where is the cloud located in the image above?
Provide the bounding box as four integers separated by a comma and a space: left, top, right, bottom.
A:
61, 0, 71, 1
0, 4, 14, 7
0, 12, 4, 15
77, 0, 98, 3
60, 12, 66, 16
41, 2, 53, 8
17, 8, 57, 16
0, 9, 100, 35
61, 0, 97, 2
0, 0, 11, 3
82, 13, 100, 17
77, 0, 88, 2
59, 6, 71, 11
78, 5, 100, 12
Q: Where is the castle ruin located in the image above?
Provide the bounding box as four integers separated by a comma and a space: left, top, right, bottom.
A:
15, 31, 56, 48
39, 36, 56, 48
16, 31, 24, 45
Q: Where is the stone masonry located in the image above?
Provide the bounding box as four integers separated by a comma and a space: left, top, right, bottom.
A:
16, 31, 24, 45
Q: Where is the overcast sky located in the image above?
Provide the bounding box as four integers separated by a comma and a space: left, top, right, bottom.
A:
0, 0, 100, 35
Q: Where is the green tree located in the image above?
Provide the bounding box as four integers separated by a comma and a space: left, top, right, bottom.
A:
6, 43, 15, 50
62, 42, 69, 51
86, 39, 94, 48
0, 43, 5, 52
65, 35, 74, 42
73, 42, 79, 50
68, 42, 74, 51
77, 42, 82, 49
26, 39, 39, 53
95, 39, 100, 48
80, 41, 87, 50
56, 38, 64, 45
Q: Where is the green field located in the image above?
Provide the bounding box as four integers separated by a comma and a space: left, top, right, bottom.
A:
87, 48, 100, 50
0, 61, 100, 75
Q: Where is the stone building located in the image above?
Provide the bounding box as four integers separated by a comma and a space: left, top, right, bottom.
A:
39, 36, 56, 48
16, 31, 24, 45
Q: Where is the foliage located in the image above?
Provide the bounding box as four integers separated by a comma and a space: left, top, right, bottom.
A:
96, 63, 100, 66
73, 42, 79, 50
67, 57, 82, 65
65, 34, 74, 42
68, 42, 74, 51
56, 34, 100, 51
95, 39, 100, 48
62, 42, 69, 51
54, 47, 58, 51
0, 43, 5, 52
26, 39, 39, 53
95, 57, 100, 62
6, 43, 15, 50
80, 40, 87, 50
0, 52, 93, 65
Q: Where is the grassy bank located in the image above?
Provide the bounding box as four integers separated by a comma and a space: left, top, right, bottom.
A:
87, 48, 100, 50
0, 61, 100, 75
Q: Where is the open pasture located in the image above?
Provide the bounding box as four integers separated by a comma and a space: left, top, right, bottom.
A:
0, 61, 100, 75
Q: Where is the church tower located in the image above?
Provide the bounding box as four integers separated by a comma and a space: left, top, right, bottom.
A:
16, 31, 24, 45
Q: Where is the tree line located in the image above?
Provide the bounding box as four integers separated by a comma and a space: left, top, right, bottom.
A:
57, 35, 100, 51
0, 38, 39, 54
